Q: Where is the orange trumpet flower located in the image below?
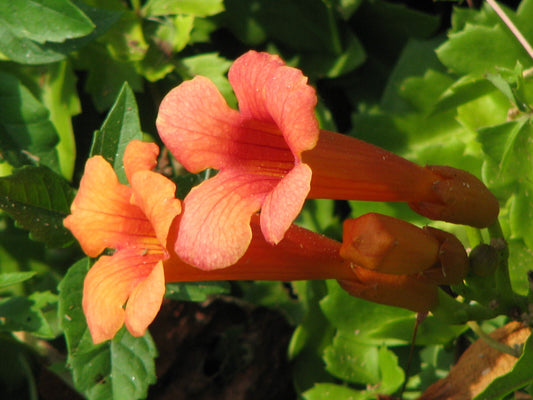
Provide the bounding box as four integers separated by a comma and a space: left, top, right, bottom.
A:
156, 50, 499, 271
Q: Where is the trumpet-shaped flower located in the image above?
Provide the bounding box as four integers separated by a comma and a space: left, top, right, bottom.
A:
157, 50, 499, 271
64, 140, 183, 343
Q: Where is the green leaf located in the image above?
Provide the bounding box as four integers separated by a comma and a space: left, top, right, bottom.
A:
0, 291, 56, 337
377, 346, 405, 394
0, 0, 94, 44
181, 53, 235, 107
478, 118, 532, 191
40, 61, 81, 180
508, 239, 533, 296
0, 1, 121, 64
143, 0, 224, 17
0, 70, 60, 172
473, 332, 533, 400
165, 281, 230, 302
510, 184, 533, 249
59, 258, 157, 400
79, 46, 143, 111
303, 383, 369, 400
0, 166, 75, 248
324, 334, 380, 384
320, 281, 465, 346
437, 24, 531, 75
434, 75, 496, 113
90, 82, 143, 184
0, 272, 37, 289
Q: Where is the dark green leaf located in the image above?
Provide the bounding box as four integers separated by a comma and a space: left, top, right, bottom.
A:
473, 332, 533, 400
165, 281, 230, 302
0, 2, 121, 64
90, 82, 143, 183
0, 70, 59, 172
0, 166, 75, 247
0, 272, 37, 289
0, 291, 56, 337
0, 0, 94, 44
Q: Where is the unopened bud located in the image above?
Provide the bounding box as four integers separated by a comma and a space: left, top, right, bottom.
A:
409, 165, 499, 228
340, 213, 439, 275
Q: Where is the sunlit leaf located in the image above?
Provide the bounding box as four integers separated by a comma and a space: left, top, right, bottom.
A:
0, 0, 94, 44
90, 82, 143, 184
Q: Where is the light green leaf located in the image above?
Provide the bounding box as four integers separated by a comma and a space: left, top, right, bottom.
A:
0, 0, 94, 44
303, 383, 370, 400
90, 82, 143, 184
324, 334, 380, 384
181, 53, 235, 106
437, 24, 531, 75
0, 166, 75, 248
0, 272, 37, 289
143, 0, 224, 17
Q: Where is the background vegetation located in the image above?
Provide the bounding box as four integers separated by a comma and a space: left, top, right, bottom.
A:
0, 0, 532, 399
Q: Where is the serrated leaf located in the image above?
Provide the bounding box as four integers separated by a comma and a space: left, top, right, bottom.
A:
473, 332, 533, 400
0, 70, 60, 172
0, 0, 94, 44
59, 258, 157, 400
0, 166, 75, 247
0, 272, 37, 289
165, 281, 230, 302
90, 82, 143, 183
143, 0, 224, 17
437, 24, 531, 75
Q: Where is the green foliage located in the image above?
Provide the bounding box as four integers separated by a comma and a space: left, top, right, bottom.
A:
58, 258, 157, 400
1, 0, 533, 399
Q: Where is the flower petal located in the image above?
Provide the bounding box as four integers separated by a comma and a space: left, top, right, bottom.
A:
82, 248, 162, 343
176, 171, 276, 270
260, 163, 312, 244
123, 140, 159, 183
130, 170, 182, 248
156, 75, 241, 172
64, 157, 154, 257
229, 51, 319, 156
124, 261, 165, 337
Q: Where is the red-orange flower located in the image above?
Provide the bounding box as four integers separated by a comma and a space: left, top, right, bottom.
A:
338, 213, 470, 311
64, 140, 183, 343
157, 50, 499, 271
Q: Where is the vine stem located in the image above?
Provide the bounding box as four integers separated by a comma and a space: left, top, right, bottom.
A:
467, 321, 522, 357
486, 0, 533, 61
